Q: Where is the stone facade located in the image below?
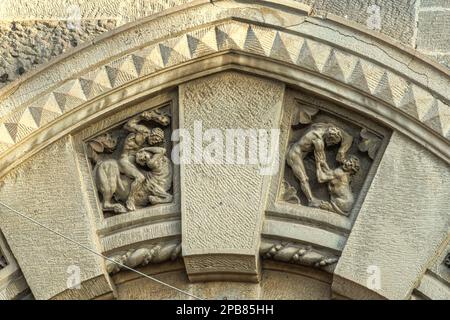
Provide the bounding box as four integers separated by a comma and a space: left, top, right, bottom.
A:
0, 0, 448, 300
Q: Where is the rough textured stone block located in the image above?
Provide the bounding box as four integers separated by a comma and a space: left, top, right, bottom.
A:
421, 0, 450, 7
179, 71, 284, 281
0, 137, 112, 299
297, 0, 417, 45
417, 11, 450, 52
334, 131, 450, 299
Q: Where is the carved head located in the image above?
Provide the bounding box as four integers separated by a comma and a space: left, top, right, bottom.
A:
148, 127, 165, 145
88, 133, 118, 153
324, 126, 342, 146
342, 155, 360, 174
136, 150, 151, 167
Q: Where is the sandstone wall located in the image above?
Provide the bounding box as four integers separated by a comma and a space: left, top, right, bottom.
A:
0, 0, 449, 88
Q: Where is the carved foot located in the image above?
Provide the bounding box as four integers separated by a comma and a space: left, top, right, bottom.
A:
104, 203, 127, 214
308, 198, 322, 208
148, 195, 173, 205
126, 199, 136, 211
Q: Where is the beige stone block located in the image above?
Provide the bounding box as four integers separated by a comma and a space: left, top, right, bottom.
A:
179, 71, 284, 281
0, 136, 112, 299
334, 131, 450, 299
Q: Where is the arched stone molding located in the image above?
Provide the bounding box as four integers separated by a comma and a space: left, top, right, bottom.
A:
0, 0, 448, 299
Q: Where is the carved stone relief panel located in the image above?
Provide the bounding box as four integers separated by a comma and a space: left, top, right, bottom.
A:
85, 105, 173, 218
280, 93, 390, 219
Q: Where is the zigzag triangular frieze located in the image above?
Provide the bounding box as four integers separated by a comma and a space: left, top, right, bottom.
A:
347, 59, 370, 92
105, 55, 140, 87
321, 49, 346, 82
243, 25, 266, 56
420, 98, 445, 135
0, 123, 15, 145
0, 20, 449, 154
187, 27, 219, 57
397, 83, 419, 119
296, 40, 319, 71
307, 40, 332, 72
131, 49, 162, 76
372, 71, 395, 105
269, 32, 293, 63
39, 93, 64, 115
358, 60, 385, 94
18, 107, 39, 129
80, 66, 112, 99
215, 22, 247, 51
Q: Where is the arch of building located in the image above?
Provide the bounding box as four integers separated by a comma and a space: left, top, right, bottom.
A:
0, 0, 448, 300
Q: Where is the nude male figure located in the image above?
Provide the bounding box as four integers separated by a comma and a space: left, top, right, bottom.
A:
286, 123, 353, 207
316, 155, 360, 215
135, 146, 173, 205
119, 112, 165, 211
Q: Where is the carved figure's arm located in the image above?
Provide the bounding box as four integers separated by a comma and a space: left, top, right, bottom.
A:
124, 114, 149, 134
316, 162, 334, 183
313, 138, 328, 169
336, 130, 353, 163
139, 147, 166, 154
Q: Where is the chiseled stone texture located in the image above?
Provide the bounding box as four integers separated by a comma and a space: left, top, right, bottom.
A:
0, 0, 191, 21
334, 131, 450, 300
297, 0, 417, 45
0, 136, 111, 299
0, 0, 449, 88
0, 20, 116, 87
416, 11, 450, 52
179, 71, 284, 280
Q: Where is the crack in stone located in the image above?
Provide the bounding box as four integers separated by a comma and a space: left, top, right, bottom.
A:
290, 18, 431, 89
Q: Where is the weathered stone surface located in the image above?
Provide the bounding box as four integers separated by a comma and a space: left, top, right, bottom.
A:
0, 20, 116, 88
0, 0, 190, 21
179, 71, 284, 281
334, 131, 450, 300
416, 11, 450, 52
0, 137, 112, 299
421, 0, 450, 7
297, 0, 417, 45
0, 0, 448, 300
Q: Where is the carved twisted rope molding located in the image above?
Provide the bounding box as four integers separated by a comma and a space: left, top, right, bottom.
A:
260, 240, 338, 268
105, 241, 181, 274
0, 19, 449, 156
106, 240, 337, 275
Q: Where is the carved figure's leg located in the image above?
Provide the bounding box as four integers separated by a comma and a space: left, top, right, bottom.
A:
118, 158, 145, 211
146, 178, 173, 204
96, 163, 126, 213
287, 148, 321, 207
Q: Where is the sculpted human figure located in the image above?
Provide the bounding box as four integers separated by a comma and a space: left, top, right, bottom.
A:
119, 112, 166, 211
286, 123, 353, 207
316, 155, 360, 215
88, 109, 171, 213
135, 146, 173, 205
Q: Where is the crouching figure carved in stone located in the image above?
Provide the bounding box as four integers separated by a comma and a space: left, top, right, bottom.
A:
87, 109, 173, 214
316, 155, 360, 215
286, 123, 353, 207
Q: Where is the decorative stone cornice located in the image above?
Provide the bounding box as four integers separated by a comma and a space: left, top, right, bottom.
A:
260, 240, 338, 268
0, 1, 449, 175
105, 241, 181, 274
1, 19, 449, 154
